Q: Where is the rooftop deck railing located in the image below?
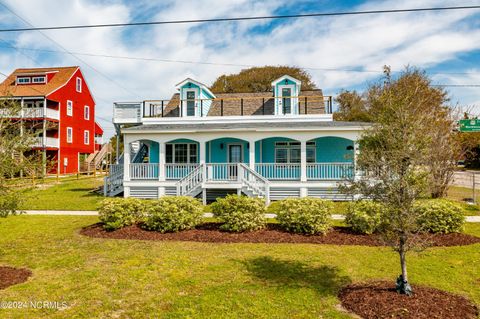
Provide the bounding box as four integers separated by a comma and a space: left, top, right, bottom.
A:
113, 95, 332, 123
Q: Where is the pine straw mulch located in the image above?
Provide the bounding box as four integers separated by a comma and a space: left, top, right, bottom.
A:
0, 266, 32, 290
339, 281, 479, 319
80, 223, 480, 246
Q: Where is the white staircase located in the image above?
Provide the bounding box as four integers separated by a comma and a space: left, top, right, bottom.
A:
176, 164, 204, 197
86, 143, 112, 171
104, 164, 124, 196
175, 163, 270, 204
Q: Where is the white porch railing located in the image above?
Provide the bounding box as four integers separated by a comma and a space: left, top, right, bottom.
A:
166, 163, 199, 180
255, 163, 301, 180
0, 107, 59, 120
130, 163, 159, 179
31, 136, 59, 148
306, 163, 354, 180
239, 163, 270, 203
206, 163, 239, 181
176, 164, 204, 196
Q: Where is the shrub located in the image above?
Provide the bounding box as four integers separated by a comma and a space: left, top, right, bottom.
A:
275, 198, 333, 235
345, 200, 384, 234
142, 196, 204, 233
211, 195, 266, 232
415, 199, 465, 234
98, 198, 146, 231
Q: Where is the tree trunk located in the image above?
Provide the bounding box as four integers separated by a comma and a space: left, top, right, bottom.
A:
396, 235, 413, 295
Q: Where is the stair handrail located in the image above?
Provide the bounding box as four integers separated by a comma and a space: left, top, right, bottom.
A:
238, 163, 270, 203
176, 163, 204, 196
104, 164, 124, 196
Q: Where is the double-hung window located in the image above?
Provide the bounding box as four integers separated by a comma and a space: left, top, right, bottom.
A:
84, 105, 90, 120
274, 141, 315, 163
166, 143, 198, 163
84, 130, 90, 145
76, 77, 82, 92
185, 91, 196, 117
67, 100, 73, 116
67, 127, 73, 143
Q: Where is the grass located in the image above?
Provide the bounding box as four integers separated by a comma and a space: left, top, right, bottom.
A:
447, 186, 480, 215
18, 176, 104, 211
0, 215, 478, 318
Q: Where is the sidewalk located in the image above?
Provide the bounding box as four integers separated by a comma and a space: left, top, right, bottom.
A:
21, 210, 480, 222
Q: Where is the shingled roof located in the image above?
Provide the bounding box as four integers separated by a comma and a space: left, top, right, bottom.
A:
0, 66, 79, 97
160, 89, 325, 117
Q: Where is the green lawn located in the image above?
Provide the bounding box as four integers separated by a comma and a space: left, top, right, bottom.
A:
19, 177, 104, 211
447, 186, 480, 215
0, 215, 479, 318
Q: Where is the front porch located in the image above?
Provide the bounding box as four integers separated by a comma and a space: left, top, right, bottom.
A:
105, 133, 358, 202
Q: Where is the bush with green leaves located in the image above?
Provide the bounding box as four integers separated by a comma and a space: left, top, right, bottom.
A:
345, 200, 385, 234
275, 198, 333, 235
142, 196, 204, 233
415, 199, 465, 233
98, 198, 146, 231
211, 195, 266, 232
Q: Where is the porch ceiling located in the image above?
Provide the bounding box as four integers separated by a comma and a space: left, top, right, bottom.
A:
123, 121, 367, 133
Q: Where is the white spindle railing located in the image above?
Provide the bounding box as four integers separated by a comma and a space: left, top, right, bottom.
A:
104, 164, 124, 196
130, 163, 159, 179
176, 164, 204, 195
165, 163, 199, 180
31, 136, 59, 148
206, 163, 239, 181
239, 164, 270, 203
255, 163, 301, 180
0, 107, 59, 120
306, 163, 354, 180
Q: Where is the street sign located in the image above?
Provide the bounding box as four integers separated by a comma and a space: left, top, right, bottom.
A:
459, 119, 480, 132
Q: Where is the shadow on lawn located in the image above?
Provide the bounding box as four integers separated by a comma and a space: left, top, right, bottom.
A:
241, 256, 351, 296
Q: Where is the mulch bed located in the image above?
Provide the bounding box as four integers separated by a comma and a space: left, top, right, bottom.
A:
0, 266, 31, 290
339, 281, 479, 319
80, 223, 480, 246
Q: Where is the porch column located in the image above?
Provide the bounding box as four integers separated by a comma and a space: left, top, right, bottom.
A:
354, 141, 360, 181
158, 141, 165, 181
300, 140, 307, 182
199, 140, 206, 164
248, 139, 255, 170
199, 140, 207, 205
123, 137, 130, 182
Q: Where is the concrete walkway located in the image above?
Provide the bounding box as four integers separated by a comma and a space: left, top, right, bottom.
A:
20, 210, 480, 222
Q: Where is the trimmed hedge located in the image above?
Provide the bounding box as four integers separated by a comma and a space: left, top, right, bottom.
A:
98, 198, 146, 231
415, 200, 465, 234
275, 198, 333, 235
345, 200, 384, 234
211, 195, 266, 232
142, 196, 204, 233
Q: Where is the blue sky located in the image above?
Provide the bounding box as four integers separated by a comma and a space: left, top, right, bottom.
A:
0, 0, 480, 137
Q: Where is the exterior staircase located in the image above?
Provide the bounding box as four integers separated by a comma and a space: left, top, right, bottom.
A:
175, 163, 270, 204
104, 164, 124, 196
85, 143, 112, 172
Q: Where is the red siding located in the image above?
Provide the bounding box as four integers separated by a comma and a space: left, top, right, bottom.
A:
47, 68, 97, 174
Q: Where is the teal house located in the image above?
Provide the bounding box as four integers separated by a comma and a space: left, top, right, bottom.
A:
107, 75, 365, 203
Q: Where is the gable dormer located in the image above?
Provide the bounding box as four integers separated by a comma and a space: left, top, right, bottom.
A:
271, 75, 302, 115
175, 78, 216, 117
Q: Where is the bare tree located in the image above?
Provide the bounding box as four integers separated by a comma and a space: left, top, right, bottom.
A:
348, 67, 457, 294
0, 98, 44, 216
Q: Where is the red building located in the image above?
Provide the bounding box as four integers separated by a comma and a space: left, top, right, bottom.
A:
0, 66, 104, 174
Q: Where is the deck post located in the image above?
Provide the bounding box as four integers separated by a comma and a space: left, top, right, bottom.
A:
158, 141, 165, 181
123, 136, 131, 183
248, 139, 255, 171
300, 140, 307, 182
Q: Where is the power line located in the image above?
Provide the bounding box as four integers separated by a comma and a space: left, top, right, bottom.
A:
0, 5, 479, 32
3, 43, 480, 77
0, 2, 143, 100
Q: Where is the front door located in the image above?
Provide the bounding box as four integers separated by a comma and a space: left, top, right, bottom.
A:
228, 144, 242, 179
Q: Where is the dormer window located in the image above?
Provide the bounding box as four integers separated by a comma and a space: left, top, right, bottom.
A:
32, 76, 46, 84
272, 75, 302, 115
176, 78, 216, 118
16, 77, 30, 84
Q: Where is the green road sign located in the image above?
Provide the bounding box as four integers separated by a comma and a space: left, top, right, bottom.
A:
459, 119, 480, 132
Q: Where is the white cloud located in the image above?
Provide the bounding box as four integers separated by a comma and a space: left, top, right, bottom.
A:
0, 0, 480, 136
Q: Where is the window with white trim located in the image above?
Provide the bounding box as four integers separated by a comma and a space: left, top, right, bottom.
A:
84, 105, 90, 120
16, 77, 30, 84
166, 143, 197, 163
67, 127, 73, 143
274, 141, 315, 163
66, 100, 73, 116
76, 77, 82, 92
84, 130, 90, 145
32, 76, 46, 83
